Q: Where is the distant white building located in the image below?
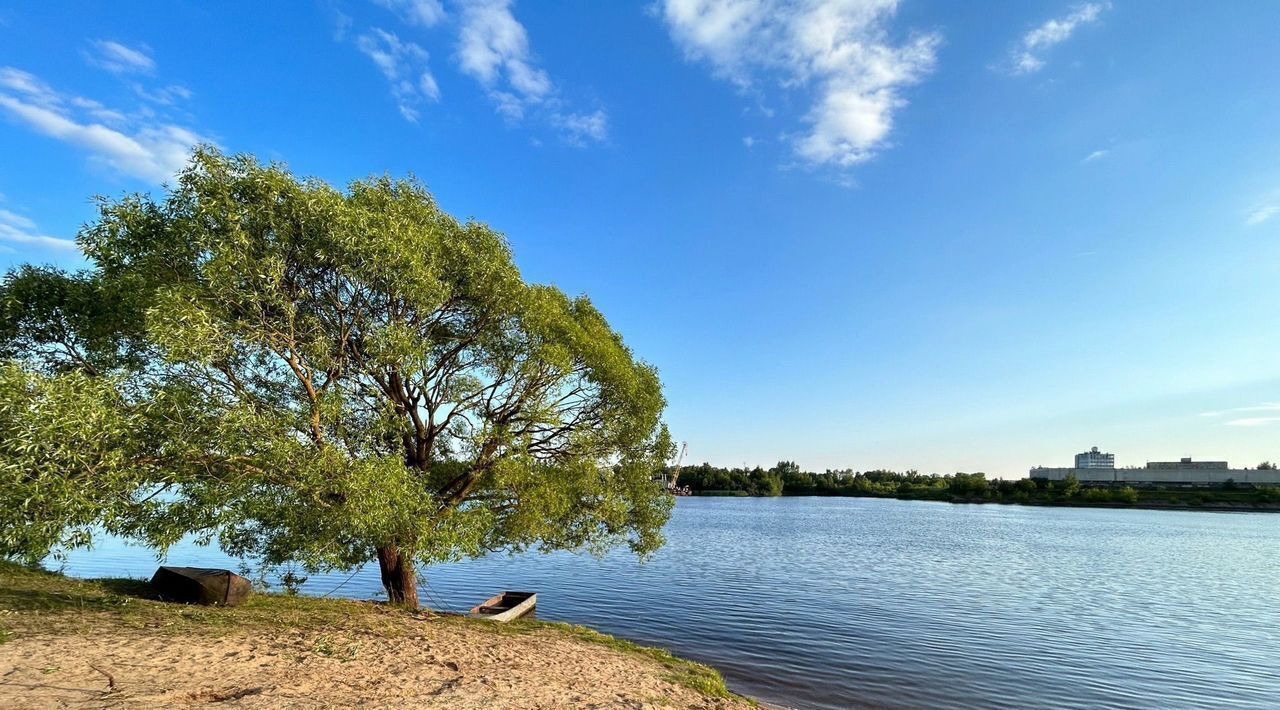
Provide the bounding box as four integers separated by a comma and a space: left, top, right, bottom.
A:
1031, 448, 1280, 487
1074, 446, 1115, 469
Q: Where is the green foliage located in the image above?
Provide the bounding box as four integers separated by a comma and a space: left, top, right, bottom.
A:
749, 464, 784, 496
1256, 486, 1280, 502
672, 463, 1280, 510
0, 364, 152, 563
948, 472, 990, 498
1115, 486, 1139, 504
676, 463, 976, 500
1057, 474, 1081, 498
0, 266, 148, 376
0, 148, 672, 586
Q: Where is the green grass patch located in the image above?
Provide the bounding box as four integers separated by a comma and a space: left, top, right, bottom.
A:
0, 560, 408, 640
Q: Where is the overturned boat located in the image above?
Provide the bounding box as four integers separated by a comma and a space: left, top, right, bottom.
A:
468, 591, 536, 622
150, 566, 252, 606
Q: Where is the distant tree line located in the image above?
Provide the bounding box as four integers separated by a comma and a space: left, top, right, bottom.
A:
669, 461, 1280, 509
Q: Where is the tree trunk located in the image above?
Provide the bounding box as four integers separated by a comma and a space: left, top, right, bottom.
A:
376, 545, 418, 610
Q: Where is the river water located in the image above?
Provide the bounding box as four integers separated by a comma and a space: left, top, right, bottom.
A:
54, 497, 1280, 709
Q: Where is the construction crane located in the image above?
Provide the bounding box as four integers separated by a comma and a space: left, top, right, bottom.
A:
667, 441, 688, 492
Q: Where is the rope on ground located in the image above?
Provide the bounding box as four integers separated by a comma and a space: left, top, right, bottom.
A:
314, 565, 453, 615
422, 580, 453, 614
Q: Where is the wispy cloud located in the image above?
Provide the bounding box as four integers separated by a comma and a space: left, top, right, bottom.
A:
85, 40, 156, 75
350, 0, 606, 144
455, 1, 550, 115
354, 28, 440, 122
550, 109, 608, 146
453, 0, 607, 144
133, 83, 193, 107
373, 0, 446, 27
1083, 149, 1108, 163
1245, 203, 1278, 227
1201, 402, 1280, 419
658, 0, 939, 170
1007, 3, 1107, 75
1225, 416, 1280, 428
81, 40, 193, 107
0, 66, 209, 183
0, 209, 77, 252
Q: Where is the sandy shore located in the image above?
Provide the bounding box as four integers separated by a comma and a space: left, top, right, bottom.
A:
0, 565, 753, 709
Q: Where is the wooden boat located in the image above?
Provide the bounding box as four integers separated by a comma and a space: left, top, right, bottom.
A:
150, 566, 252, 606
468, 591, 537, 622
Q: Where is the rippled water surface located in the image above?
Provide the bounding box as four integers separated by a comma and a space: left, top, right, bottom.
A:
57, 498, 1280, 709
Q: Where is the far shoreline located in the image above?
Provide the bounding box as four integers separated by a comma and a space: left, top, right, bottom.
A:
684, 492, 1280, 514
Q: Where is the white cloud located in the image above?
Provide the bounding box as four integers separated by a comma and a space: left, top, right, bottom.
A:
1083, 149, 1108, 163
0, 67, 61, 108
456, 0, 552, 114
451, 0, 606, 144
354, 28, 440, 122
0, 209, 33, 230
551, 110, 608, 146
658, 0, 939, 169
0, 209, 78, 251
86, 40, 156, 75
1245, 204, 1278, 227
0, 66, 208, 183
1007, 3, 1107, 75
374, 0, 446, 27
345, 1, 605, 143
1225, 416, 1280, 428
743, 136, 756, 148
70, 96, 129, 124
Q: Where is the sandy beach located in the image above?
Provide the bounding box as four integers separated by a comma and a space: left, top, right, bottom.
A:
0, 565, 752, 709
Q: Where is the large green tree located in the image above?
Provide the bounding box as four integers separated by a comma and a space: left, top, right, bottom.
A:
0, 149, 673, 608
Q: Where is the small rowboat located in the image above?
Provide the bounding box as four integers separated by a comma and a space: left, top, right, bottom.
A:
469, 591, 537, 622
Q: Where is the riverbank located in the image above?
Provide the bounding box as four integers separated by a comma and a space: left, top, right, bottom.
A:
948, 496, 1280, 513
0, 563, 752, 709
690, 491, 1280, 513
675, 464, 1280, 512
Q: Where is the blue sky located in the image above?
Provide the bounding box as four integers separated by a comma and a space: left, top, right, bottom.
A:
2, 1, 1279, 477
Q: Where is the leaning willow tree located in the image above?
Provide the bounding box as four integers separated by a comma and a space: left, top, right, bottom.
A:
0, 149, 672, 607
